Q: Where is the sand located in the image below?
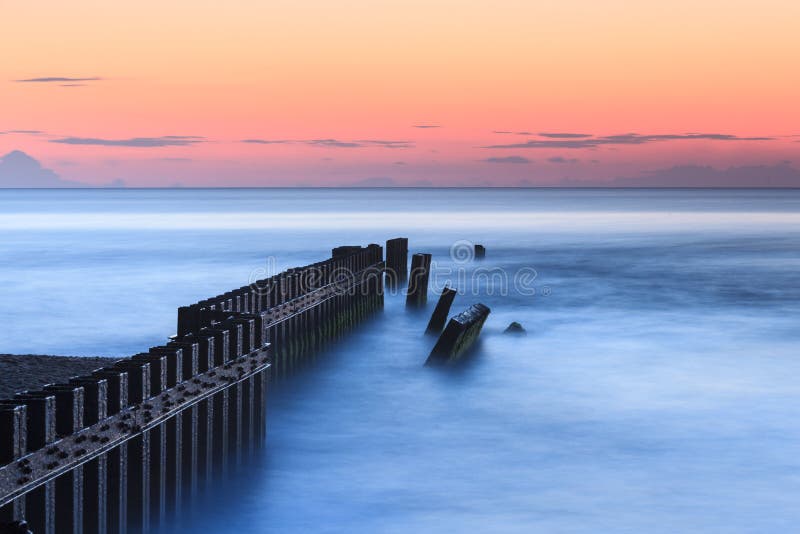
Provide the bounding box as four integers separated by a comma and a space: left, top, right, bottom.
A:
0, 354, 116, 399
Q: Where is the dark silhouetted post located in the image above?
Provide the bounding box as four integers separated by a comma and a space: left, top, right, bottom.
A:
426, 303, 491, 365
426, 285, 457, 334
406, 253, 432, 307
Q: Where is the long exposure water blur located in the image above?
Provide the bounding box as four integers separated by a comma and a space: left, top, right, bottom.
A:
1, 188, 799, 532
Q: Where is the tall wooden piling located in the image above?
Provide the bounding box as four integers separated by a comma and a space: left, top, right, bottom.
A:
406, 253, 432, 307
385, 238, 408, 285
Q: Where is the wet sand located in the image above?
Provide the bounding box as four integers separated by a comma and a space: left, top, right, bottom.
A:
0, 354, 115, 399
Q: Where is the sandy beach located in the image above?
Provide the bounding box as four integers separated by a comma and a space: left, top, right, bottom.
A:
0, 354, 115, 399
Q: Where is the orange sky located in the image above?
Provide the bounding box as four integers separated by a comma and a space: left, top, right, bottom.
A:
1, 0, 798, 186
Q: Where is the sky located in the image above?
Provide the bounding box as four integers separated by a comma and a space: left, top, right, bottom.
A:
1, 0, 799, 187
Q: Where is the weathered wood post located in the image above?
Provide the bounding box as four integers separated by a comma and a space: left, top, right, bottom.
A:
474, 244, 486, 259
426, 303, 491, 366
385, 237, 408, 285
91, 367, 129, 534
406, 253, 432, 307
130, 353, 167, 532
425, 285, 457, 334
0, 404, 26, 524
113, 360, 150, 534
68, 376, 108, 534
14, 392, 57, 534
42, 384, 85, 534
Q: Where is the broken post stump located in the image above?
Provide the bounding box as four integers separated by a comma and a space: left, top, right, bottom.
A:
426, 303, 491, 365
406, 253, 432, 307
474, 244, 486, 259
425, 286, 457, 334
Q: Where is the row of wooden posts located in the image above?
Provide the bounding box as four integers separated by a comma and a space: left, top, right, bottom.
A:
1, 237, 491, 534
0, 243, 389, 534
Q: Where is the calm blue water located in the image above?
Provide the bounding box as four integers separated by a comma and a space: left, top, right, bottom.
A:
2, 188, 800, 532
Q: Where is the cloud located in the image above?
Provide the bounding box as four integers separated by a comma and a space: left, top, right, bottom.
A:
14, 77, 102, 83
484, 156, 533, 164
354, 139, 413, 148
308, 139, 361, 148
4, 130, 44, 135
413, 125, 440, 129
539, 132, 592, 139
393, 161, 407, 165
242, 137, 414, 149
160, 157, 192, 162
241, 139, 291, 144
548, 156, 579, 164
307, 139, 413, 149
484, 133, 774, 149
0, 150, 82, 187
50, 135, 205, 147
107, 178, 126, 188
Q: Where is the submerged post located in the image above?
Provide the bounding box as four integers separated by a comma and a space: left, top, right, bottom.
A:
426, 303, 491, 365
406, 253, 432, 307
425, 285, 457, 334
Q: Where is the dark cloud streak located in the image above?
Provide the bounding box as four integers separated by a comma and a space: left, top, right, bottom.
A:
50, 136, 205, 147
484, 133, 774, 149
15, 77, 102, 83
484, 156, 533, 164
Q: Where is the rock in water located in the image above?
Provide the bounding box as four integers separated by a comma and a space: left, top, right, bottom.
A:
504, 322, 526, 335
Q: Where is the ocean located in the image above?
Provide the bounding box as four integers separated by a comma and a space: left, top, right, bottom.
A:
1, 188, 799, 532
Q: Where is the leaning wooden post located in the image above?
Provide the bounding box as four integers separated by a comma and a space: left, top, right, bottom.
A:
425, 285, 457, 334
426, 303, 491, 365
406, 253, 432, 307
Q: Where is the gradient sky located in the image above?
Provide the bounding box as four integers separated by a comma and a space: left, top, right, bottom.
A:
1, 0, 799, 186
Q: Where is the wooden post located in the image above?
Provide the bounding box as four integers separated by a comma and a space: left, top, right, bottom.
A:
13, 393, 57, 534
426, 303, 491, 365
113, 361, 150, 533
42, 384, 85, 534
0, 404, 26, 524
426, 285, 457, 334
92, 368, 128, 534
385, 237, 408, 285
69, 377, 108, 534
406, 253, 432, 307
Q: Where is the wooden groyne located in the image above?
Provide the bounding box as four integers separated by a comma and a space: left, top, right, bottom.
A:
0, 244, 385, 534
